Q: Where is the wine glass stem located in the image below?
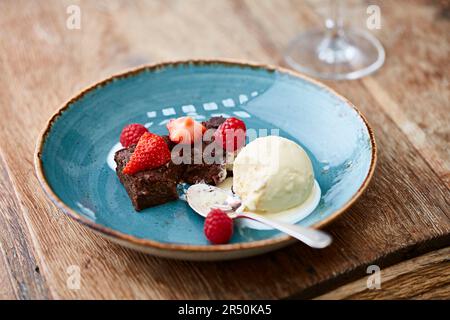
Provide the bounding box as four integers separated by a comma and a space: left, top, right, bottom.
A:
325, 0, 345, 38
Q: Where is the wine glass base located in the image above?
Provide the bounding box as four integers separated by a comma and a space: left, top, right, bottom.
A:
284, 29, 385, 80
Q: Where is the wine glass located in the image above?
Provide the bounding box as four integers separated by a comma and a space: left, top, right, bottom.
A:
284, 0, 385, 80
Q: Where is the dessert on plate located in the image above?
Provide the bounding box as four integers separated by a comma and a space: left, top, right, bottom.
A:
115, 116, 246, 211
114, 115, 318, 245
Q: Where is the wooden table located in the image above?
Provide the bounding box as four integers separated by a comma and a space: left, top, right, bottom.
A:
0, 0, 449, 300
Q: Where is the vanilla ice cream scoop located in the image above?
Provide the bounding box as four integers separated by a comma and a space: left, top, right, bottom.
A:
233, 136, 314, 213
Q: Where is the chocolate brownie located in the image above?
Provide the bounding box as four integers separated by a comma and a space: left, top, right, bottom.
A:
183, 117, 227, 184
115, 145, 182, 211
115, 117, 229, 211
202, 116, 226, 130
202, 116, 238, 176
181, 139, 227, 185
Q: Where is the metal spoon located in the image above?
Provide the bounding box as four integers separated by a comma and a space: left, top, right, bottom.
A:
186, 184, 332, 249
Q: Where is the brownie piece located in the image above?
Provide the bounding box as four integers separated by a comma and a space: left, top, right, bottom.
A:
115, 146, 182, 211
202, 116, 238, 176
183, 162, 226, 185
181, 139, 227, 185
202, 116, 226, 130
114, 117, 230, 211
182, 117, 227, 185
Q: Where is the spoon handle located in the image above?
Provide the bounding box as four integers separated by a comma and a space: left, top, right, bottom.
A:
238, 212, 332, 249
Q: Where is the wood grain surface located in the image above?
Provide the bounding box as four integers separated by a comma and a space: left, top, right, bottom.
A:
0, 0, 449, 299
315, 247, 450, 299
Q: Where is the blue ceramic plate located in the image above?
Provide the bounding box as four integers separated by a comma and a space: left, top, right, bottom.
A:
35, 60, 376, 260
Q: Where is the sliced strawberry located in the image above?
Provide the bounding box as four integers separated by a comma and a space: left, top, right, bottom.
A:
120, 123, 148, 147
213, 117, 246, 151
122, 132, 171, 175
166, 116, 206, 144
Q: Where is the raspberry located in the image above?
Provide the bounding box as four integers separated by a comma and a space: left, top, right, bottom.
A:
213, 117, 246, 151
123, 132, 171, 175
204, 209, 234, 244
120, 123, 148, 148
167, 116, 206, 144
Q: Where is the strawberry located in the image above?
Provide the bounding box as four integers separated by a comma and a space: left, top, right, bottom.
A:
213, 117, 246, 151
122, 132, 171, 175
166, 116, 206, 144
204, 209, 234, 244
120, 123, 148, 148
